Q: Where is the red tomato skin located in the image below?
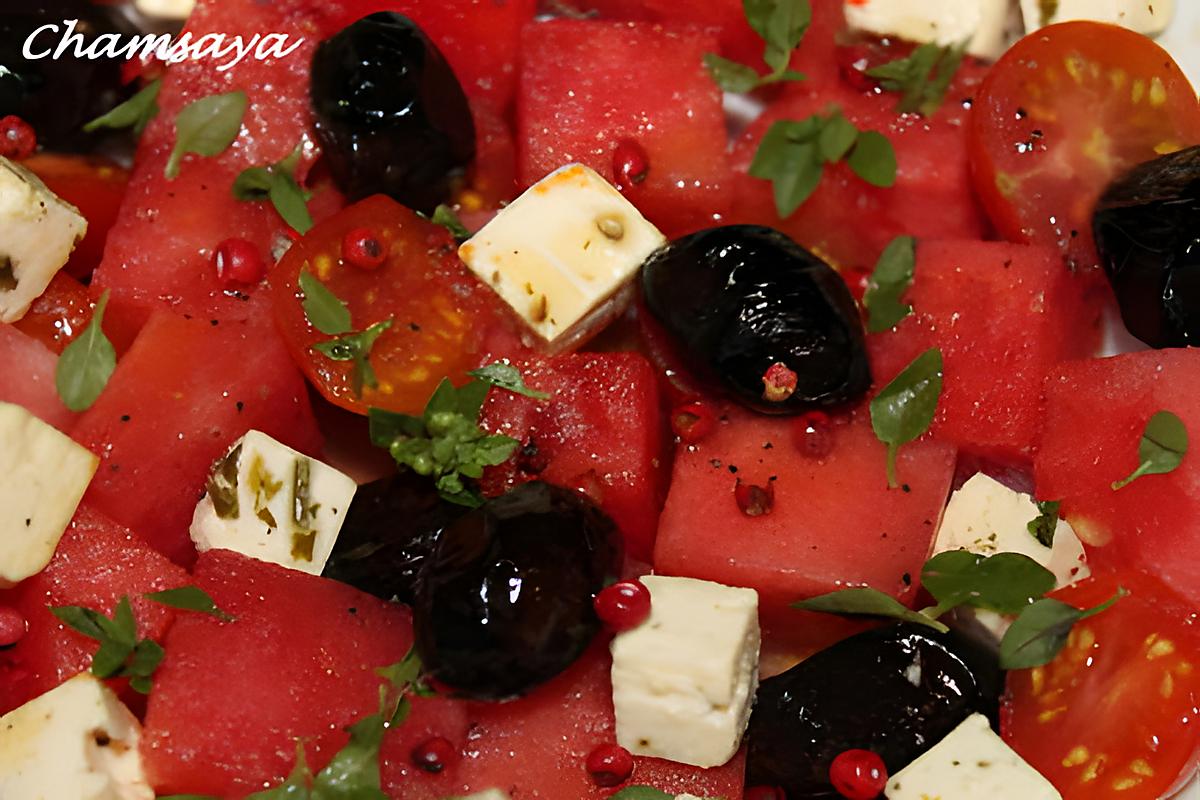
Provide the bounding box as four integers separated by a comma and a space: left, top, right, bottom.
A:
0, 324, 76, 431
653, 405, 956, 611
141, 549, 469, 800
70, 313, 323, 565
0, 506, 189, 716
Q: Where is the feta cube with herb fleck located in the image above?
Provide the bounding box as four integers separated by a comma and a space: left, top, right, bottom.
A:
458, 163, 666, 352
844, 0, 1019, 60
0, 401, 99, 587
0, 673, 154, 800
0, 158, 87, 324
885, 713, 1061, 800
1020, 0, 1173, 36
611, 575, 760, 768
189, 430, 357, 575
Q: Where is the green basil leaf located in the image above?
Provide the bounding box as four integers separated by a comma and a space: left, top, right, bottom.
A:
128, 638, 165, 679
999, 590, 1126, 669
469, 363, 552, 400
846, 130, 898, 188
748, 0, 812, 73
608, 788, 676, 800
231, 166, 275, 200
309, 713, 389, 800
267, 171, 314, 235
704, 53, 764, 93
816, 112, 858, 163
83, 78, 162, 134
311, 320, 393, 396
165, 90, 247, 179
792, 587, 948, 633
864, 235, 916, 333
50, 597, 166, 687
1027, 500, 1061, 548
431, 204, 470, 240
48, 605, 111, 642
298, 269, 352, 335
771, 140, 821, 217
55, 289, 116, 412
145, 586, 235, 622
244, 741, 311, 800
870, 348, 943, 488
866, 41, 965, 117
1111, 410, 1189, 490
921, 551, 1057, 616
367, 408, 426, 447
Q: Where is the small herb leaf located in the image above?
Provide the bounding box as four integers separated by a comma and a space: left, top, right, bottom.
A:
1111, 410, 1189, 490
792, 587, 948, 633
56, 289, 116, 412
999, 590, 1126, 669
1027, 500, 1061, 548
866, 41, 966, 117
298, 270, 352, 335
870, 348, 943, 488
50, 596, 164, 690
311, 320, 394, 396
864, 235, 916, 333
703, 53, 764, 93
468, 364, 551, 400
165, 90, 247, 179
145, 586, 235, 622
232, 144, 313, 234
608, 787, 675, 800
431, 204, 470, 239
83, 78, 162, 134
846, 130, 898, 187
921, 551, 1057, 616
702, 0, 809, 92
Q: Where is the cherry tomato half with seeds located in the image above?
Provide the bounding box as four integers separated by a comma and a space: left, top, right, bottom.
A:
271, 195, 524, 415
969, 22, 1200, 272
1002, 570, 1200, 799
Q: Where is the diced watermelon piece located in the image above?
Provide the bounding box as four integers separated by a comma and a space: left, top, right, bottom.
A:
1036, 350, 1200, 607
654, 406, 956, 610
469, 101, 518, 208
479, 352, 667, 562
0, 324, 75, 431
517, 19, 732, 237
142, 549, 469, 799
71, 312, 322, 565
730, 71, 988, 273
0, 505, 189, 715
452, 642, 745, 798
868, 240, 1099, 460
91, 0, 339, 323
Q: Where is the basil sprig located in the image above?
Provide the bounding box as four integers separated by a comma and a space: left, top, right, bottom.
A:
1027, 500, 1061, 548
703, 0, 810, 92
83, 78, 161, 135
298, 269, 391, 397
165, 90, 248, 179
864, 235, 916, 333
869, 348, 943, 488
145, 586, 234, 622
795, 587, 949, 633
430, 204, 470, 239
1000, 590, 1127, 669
866, 41, 966, 117
233, 144, 313, 234
50, 597, 163, 694
55, 289, 116, 412
1111, 410, 1188, 490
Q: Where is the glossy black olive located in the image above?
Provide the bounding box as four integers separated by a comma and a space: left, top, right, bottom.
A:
641, 225, 871, 415
0, 2, 136, 151
746, 623, 1003, 798
322, 471, 468, 605
413, 481, 622, 700
1094, 146, 1200, 348
310, 12, 475, 214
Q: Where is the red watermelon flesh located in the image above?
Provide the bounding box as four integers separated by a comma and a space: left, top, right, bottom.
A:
0, 324, 75, 431
141, 549, 469, 799
71, 312, 322, 565
0, 505, 189, 715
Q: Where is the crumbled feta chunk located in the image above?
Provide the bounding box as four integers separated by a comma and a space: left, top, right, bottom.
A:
844, 0, 1019, 60
134, 0, 196, 20
0, 158, 87, 324
886, 713, 1061, 800
610, 575, 760, 768
0, 673, 154, 800
1020, 0, 1173, 36
189, 430, 357, 575
0, 402, 99, 587
458, 163, 666, 352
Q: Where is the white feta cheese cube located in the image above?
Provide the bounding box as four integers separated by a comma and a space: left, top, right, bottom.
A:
610, 575, 760, 769
0, 402, 98, 587
844, 0, 1019, 60
189, 430, 357, 575
0, 673, 153, 800
134, 0, 196, 20
886, 713, 1061, 800
0, 158, 87, 324
458, 164, 666, 352
456, 791, 511, 800
1020, 0, 1173, 36
935, 473, 1089, 589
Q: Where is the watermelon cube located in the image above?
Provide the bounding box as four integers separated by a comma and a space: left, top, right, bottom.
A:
479, 352, 667, 562
452, 642, 745, 798
0, 324, 75, 431
869, 240, 1100, 461
517, 19, 732, 237
71, 312, 323, 565
0, 505, 189, 715
142, 549, 469, 799
1036, 350, 1200, 607
654, 406, 956, 610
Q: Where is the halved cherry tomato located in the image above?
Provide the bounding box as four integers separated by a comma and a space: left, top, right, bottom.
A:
1002, 570, 1200, 799
969, 22, 1200, 272
271, 195, 524, 415
23, 153, 129, 280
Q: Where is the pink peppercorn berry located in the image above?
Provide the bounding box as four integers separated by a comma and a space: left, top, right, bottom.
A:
0, 116, 36, 160
586, 742, 634, 787
411, 735, 456, 774
593, 579, 652, 632
213, 238, 266, 287
342, 227, 387, 269
829, 748, 888, 800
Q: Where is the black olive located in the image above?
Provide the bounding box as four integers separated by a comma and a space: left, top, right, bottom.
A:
641, 225, 871, 415
746, 623, 1002, 798
0, 2, 136, 152
322, 471, 468, 605
310, 12, 475, 214
413, 481, 622, 700
1094, 145, 1200, 348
